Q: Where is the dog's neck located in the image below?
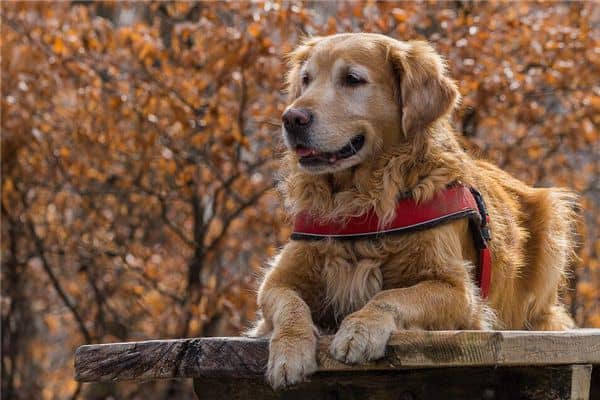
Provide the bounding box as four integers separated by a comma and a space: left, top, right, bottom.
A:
280, 122, 472, 224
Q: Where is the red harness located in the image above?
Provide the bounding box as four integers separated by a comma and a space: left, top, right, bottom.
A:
291, 185, 492, 298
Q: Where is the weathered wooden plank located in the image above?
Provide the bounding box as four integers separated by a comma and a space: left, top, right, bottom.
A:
571, 365, 592, 400
75, 329, 600, 382
318, 329, 600, 371
75, 337, 268, 382
590, 365, 599, 400
193, 365, 590, 400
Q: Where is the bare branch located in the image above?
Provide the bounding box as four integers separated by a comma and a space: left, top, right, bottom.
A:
207, 185, 273, 253
22, 204, 94, 344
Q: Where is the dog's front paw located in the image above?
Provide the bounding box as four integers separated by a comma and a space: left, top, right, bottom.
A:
267, 331, 318, 390
330, 313, 392, 364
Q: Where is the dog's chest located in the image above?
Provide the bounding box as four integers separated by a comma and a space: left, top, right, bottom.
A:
320, 255, 383, 318
314, 238, 423, 324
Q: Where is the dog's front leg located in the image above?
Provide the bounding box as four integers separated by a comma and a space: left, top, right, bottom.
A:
331, 278, 480, 364
259, 286, 318, 389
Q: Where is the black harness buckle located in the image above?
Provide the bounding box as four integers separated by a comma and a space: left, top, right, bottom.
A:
469, 188, 492, 243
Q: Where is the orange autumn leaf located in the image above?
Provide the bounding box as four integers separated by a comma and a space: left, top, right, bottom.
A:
247, 22, 262, 38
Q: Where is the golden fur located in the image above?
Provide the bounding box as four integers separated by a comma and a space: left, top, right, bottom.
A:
248, 33, 578, 389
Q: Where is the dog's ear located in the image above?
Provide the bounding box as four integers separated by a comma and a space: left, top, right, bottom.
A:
285, 36, 322, 100
389, 40, 460, 136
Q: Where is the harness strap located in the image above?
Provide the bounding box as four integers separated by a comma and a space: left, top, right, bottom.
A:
291, 185, 492, 299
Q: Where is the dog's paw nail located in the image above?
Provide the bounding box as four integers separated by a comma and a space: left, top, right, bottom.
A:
267, 358, 316, 390
330, 327, 366, 363
330, 319, 388, 364
267, 336, 318, 390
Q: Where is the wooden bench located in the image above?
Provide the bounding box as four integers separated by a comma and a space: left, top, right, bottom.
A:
75, 330, 600, 399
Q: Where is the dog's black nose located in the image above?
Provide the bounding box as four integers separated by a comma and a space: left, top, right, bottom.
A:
282, 108, 312, 137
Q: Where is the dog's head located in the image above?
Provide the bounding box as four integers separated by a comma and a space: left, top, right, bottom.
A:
282, 33, 459, 174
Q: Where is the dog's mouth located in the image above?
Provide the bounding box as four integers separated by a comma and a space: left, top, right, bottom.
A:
295, 135, 365, 167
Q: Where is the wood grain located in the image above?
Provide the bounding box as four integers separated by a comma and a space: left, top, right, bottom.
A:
570, 365, 592, 400
75, 329, 600, 382
75, 337, 268, 382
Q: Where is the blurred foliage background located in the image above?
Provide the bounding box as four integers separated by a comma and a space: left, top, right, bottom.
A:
1, 1, 599, 399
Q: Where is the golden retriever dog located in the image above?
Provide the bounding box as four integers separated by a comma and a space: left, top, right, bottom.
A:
248, 33, 578, 389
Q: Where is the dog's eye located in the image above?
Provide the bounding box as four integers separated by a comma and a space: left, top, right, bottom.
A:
344, 73, 366, 86
301, 73, 311, 86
